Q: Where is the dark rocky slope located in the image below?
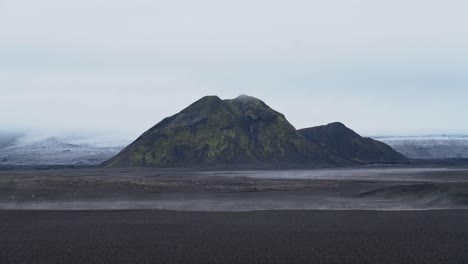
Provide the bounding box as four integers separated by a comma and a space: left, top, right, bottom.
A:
299, 122, 408, 164
104, 96, 356, 167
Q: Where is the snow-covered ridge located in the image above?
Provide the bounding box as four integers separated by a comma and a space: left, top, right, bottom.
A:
375, 135, 468, 159
0, 134, 130, 165
375, 135, 468, 141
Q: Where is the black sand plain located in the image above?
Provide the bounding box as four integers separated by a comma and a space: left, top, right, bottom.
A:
1, 167, 468, 210
1, 167, 468, 263
1, 209, 468, 264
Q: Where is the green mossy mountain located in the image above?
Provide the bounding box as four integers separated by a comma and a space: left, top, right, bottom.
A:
299, 122, 408, 164
104, 95, 407, 168
103, 95, 357, 167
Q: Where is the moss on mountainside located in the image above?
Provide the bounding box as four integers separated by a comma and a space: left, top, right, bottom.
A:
104, 96, 406, 168
104, 96, 355, 167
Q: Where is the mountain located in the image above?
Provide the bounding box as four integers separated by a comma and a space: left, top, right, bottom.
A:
299, 122, 408, 164
376, 135, 468, 159
103, 95, 357, 167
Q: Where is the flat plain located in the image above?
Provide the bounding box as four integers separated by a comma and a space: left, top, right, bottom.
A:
1, 167, 468, 263
1, 209, 468, 264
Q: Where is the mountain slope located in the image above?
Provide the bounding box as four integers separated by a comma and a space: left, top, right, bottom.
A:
299, 122, 408, 164
104, 95, 356, 167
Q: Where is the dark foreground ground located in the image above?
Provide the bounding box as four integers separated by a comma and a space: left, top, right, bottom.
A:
1, 210, 467, 264
1, 167, 468, 210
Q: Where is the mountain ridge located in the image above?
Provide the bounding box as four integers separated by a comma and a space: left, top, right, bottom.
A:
104, 95, 406, 168
299, 122, 408, 164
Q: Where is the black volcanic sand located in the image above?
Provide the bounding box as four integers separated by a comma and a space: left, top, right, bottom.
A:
0, 167, 468, 210
1, 210, 468, 264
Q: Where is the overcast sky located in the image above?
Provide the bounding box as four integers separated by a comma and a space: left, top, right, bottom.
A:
1, 0, 467, 138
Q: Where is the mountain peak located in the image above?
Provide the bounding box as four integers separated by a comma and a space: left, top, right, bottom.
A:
232, 95, 266, 106
326, 122, 346, 128
234, 94, 258, 101
299, 123, 407, 163
200, 95, 221, 100
103, 95, 406, 167
180, 95, 224, 114
191, 95, 222, 105
103, 95, 355, 167
322, 122, 361, 139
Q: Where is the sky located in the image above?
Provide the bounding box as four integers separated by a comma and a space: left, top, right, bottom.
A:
1, 0, 467, 138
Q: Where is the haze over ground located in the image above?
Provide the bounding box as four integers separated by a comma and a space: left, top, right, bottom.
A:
1, 0, 467, 138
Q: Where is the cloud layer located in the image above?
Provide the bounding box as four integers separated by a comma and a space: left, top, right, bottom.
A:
1, 0, 467, 136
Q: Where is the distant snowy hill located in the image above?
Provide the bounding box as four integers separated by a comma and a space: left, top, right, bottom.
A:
376, 135, 468, 159
2, 133, 468, 165
0, 134, 129, 166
